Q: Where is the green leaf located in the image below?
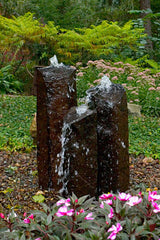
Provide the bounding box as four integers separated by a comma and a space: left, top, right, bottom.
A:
32, 194, 45, 203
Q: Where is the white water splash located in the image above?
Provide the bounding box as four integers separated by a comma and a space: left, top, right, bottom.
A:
58, 122, 72, 195
98, 76, 112, 91
76, 104, 88, 116
49, 55, 64, 67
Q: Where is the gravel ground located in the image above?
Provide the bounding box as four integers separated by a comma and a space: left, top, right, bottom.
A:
0, 150, 159, 215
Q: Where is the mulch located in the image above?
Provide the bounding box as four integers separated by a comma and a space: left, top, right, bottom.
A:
0, 150, 160, 215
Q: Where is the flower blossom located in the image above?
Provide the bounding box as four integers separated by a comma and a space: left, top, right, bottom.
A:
112, 76, 118, 81
56, 206, 74, 217
108, 208, 114, 219
148, 87, 156, 91
35, 238, 41, 240
24, 218, 31, 224
0, 213, 5, 219
148, 191, 160, 202
23, 214, 34, 224
118, 192, 131, 201
107, 223, 123, 240
56, 198, 71, 206
99, 193, 113, 200
77, 72, 84, 77
152, 201, 160, 213
127, 76, 134, 81
127, 196, 142, 206
76, 209, 85, 215
100, 200, 113, 208
84, 212, 94, 220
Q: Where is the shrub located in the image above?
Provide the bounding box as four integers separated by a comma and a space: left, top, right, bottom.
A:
76, 60, 160, 117
0, 188, 160, 239
0, 65, 23, 94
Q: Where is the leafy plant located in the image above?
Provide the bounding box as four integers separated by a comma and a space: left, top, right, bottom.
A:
0, 65, 23, 94
0, 189, 160, 239
0, 95, 36, 152
76, 59, 160, 117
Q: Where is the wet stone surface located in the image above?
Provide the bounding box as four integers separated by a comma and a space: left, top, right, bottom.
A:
60, 106, 98, 197
87, 81, 129, 194
36, 65, 77, 190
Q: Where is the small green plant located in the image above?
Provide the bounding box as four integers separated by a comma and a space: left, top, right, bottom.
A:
0, 65, 23, 94
0, 95, 36, 151
0, 188, 160, 239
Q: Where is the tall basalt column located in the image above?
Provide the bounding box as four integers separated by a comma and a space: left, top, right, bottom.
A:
87, 77, 129, 194
58, 105, 98, 197
36, 65, 77, 190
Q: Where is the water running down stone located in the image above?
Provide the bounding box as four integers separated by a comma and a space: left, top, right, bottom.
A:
36, 62, 129, 197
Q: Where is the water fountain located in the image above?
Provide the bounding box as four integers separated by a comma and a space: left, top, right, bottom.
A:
36, 57, 129, 197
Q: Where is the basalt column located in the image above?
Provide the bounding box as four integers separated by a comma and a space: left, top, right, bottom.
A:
58, 105, 98, 197
36, 65, 77, 190
87, 78, 129, 194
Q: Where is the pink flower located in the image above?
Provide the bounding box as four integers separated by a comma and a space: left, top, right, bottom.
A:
107, 223, 123, 240
28, 214, 34, 220
152, 202, 160, 213
76, 209, 85, 215
118, 193, 131, 201
98, 73, 104, 77
156, 87, 160, 91
99, 193, 113, 200
100, 200, 112, 208
148, 87, 156, 91
127, 196, 142, 206
56, 206, 74, 217
77, 72, 84, 77
0, 213, 5, 219
85, 212, 94, 220
127, 76, 134, 81
35, 238, 41, 240
93, 79, 101, 83
23, 212, 27, 217
23, 218, 31, 224
131, 91, 138, 95
112, 76, 118, 81
108, 208, 114, 219
148, 191, 160, 202
56, 198, 71, 206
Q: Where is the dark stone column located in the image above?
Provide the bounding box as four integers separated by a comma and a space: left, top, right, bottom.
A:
59, 105, 98, 197
87, 80, 129, 194
36, 65, 77, 190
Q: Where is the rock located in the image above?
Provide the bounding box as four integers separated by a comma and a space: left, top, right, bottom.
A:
87, 77, 129, 194
30, 113, 37, 144
127, 103, 141, 117
36, 65, 77, 189
58, 105, 98, 197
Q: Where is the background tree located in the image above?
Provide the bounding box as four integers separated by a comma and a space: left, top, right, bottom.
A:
140, 0, 153, 51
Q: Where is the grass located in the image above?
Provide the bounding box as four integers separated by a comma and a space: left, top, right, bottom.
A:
0, 95, 159, 158
0, 95, 36, 152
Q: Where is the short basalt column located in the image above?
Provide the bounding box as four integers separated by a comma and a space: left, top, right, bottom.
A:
87, 76, 129, 194
58, 105, 98, 197
36, 65, 77, 190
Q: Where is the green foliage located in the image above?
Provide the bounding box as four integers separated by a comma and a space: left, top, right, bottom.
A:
0, 13, 146, 66
76, 60, 160, 117
0, 82, 159, 157
0, 95, 36, 152
129, 116, 160, 158
0, 190, 160, 239
32, 194, 45, 203
0, 65, 23, 94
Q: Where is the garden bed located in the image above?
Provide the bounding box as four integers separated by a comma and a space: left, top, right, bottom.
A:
0, 150, 159, 216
